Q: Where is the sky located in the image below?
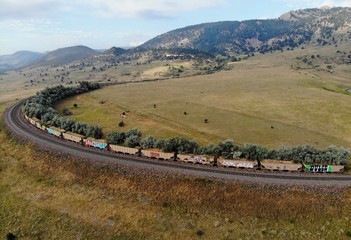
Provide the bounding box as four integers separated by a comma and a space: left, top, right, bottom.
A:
0, 0, 351, 55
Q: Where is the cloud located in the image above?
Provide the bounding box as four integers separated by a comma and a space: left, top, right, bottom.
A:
0, 0, 226, 20
281, 0, 351, 8
0, 0, 66, 20
86, 0, 227, 19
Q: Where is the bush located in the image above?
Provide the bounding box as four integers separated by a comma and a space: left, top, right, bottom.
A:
106, 131, 126, 145
118, 121, 125, 127
160, 137, 199, 154
62, 107, 72, 116
124, 135, 141, 147
241, 144, 268, 161
141, 135, 157, 149
218, 139, 237, 159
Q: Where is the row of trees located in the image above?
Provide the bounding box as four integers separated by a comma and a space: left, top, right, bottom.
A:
106, 130, 350, 165
23, 82, 103, 139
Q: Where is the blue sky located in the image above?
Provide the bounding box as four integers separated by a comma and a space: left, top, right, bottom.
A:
0, 0, 350, 55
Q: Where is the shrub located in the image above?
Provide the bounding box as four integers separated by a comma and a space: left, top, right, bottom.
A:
106, 131, 126, 145
124, 135, 141, 147
141, 135, 157, 149
118, 121, 125, 127
62, 107, 72, 116
241, 144, 268, 161
218, 139, 237, 159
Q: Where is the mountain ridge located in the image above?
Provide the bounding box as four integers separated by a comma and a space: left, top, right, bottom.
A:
34, 45, 97, 67
138, 7, 351, 55
0, 51, 44, 73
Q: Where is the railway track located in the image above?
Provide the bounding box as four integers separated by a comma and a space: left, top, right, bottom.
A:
4, 100, 351, 186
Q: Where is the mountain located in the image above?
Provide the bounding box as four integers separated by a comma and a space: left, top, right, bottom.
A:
103, 47, 127, 56
0, 51, 44, 72
35, 45, 97, 67
139, 7, 351, 55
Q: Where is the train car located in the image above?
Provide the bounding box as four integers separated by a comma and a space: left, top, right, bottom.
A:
47, 126, 65, 138
109, 144, 138, 154
28, 117, 39, 126
220, 160, 257, 169
24, 114, 29, 121
261, 160, 302, 172
141, 149, 174, 160
261, 160, 303, 172
39, 124, 47, 131
178, 154, 212, 165
83, 138, 107, 150
304, 164, 344, 173
62, 131, 85, 144
35, 121, 47, 131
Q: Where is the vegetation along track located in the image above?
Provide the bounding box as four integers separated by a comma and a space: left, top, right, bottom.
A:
4, 100, 351, 187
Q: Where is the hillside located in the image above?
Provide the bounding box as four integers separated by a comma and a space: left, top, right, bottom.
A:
139, 7, 351, 55
0, 51, 44, 73
35, 45, 97, 67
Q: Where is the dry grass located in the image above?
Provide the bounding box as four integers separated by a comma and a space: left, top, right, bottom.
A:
1, 102, 351, 239
57, 47, 351, 148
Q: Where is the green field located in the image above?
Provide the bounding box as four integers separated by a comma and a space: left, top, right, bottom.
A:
56, 47, 351, 148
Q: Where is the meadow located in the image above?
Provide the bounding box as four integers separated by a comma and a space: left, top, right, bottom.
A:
57, 46, 351, 149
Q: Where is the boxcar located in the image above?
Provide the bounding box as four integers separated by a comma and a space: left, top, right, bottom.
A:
83, 138, 107, 149
109, 144, 138, 154
141, 149, 174, 160
47, 126, 65, 138
62, 131, 85, 144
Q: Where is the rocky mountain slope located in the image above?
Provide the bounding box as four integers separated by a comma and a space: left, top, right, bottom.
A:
139, 7, 351, 55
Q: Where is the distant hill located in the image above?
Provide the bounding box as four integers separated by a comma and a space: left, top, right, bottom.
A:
0, 51, 44, 73
139, 7, 351, 55
35, 45, 97, 67
103, 47, 127, 56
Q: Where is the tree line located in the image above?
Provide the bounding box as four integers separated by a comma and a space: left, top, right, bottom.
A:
23, 82, 103, 139
107, 130, 350, 165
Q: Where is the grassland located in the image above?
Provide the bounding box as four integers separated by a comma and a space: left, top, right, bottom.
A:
1, 101, 351, 239
2, 43, 351, 238
56, 46, 351, 148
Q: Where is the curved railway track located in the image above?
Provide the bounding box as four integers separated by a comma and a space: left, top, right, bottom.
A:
4, 100, 351, 186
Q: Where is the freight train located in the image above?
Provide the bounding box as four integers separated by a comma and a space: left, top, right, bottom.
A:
24, 115, 345, 173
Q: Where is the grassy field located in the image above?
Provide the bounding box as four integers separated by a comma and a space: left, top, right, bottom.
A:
1, 101, 351, 239
1, 43, 351, 238
56, 46, 351, 148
